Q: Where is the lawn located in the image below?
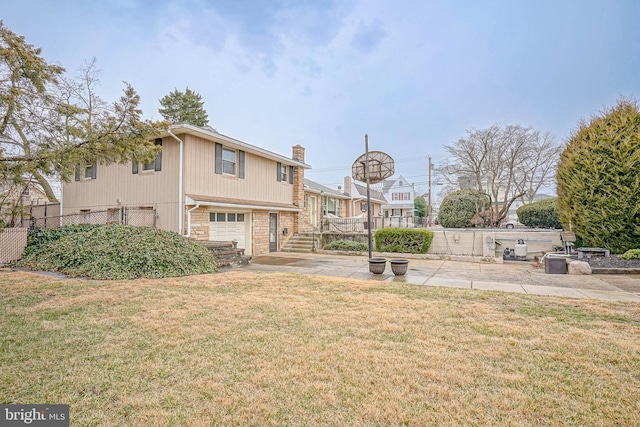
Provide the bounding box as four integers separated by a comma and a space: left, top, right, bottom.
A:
1, 270, 639, 426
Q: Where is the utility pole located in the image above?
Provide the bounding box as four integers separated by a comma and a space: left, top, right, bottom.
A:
427, 156, 432, 227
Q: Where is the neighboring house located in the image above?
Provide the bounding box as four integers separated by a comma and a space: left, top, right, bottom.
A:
303, 178, 350, 230
62, 124, 311, 255
0, 180, 54, 227
342, 176, 386, 218
381, 175, 416, 218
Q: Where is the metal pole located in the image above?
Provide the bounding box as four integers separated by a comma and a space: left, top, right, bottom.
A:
428, 156, 432, 227
320, 190, 324, 233
365, 134, 373, 259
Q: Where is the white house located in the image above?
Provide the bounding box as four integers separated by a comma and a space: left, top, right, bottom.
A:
380, 175, 415, 218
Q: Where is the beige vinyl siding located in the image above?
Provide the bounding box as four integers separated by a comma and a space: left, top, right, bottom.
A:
183, 135, 294, 204
62, 137, 180, 232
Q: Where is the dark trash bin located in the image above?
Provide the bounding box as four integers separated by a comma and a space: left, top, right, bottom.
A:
545, 257, 567, 274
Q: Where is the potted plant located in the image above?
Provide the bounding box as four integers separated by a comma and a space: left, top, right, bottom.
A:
389, 259, 409, 276
368, 258, 387, 274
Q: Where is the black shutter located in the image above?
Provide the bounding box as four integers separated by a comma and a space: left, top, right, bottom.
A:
238, 150, 245, 179
91, 163, 97, 179
154, 138, 162, 172
74, 165, 80, 181
132, 161, 138, 174
289, 166, 294, 184
276, 162, 282, 181
215, 143, 222, 174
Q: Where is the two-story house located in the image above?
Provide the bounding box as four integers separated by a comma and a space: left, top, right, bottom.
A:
381, 175, 416, 218
62, 124, 310, 255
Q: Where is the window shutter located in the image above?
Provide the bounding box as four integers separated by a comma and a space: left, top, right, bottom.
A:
132, 161, 138, 174
91, 163, 97, 179
238, 150, 245, 179
215, 143, 222, 174
74, 165, 80, 181
288, 166, 294, 184
276, 162, 282, 182
154, 139, 162, 172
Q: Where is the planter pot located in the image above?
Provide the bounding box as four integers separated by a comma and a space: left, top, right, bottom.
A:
368, 258, 387, 274
389, 259, 410, 276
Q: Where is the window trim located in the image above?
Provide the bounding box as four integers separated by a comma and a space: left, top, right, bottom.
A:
75, 163, 97, 181
222, 147, 236, 175
215, 143, 244, 178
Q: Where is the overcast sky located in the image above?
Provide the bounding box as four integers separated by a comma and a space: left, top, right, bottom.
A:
3, 0, 640, 197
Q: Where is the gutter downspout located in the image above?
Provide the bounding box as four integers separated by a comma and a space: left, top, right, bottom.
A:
167, 129, 184, 235
185, 204, 200, 238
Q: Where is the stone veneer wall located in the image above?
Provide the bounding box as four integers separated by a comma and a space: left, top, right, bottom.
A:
188, 207, 210, 240
292, 144, 311, 233
252, 210, 295, 255
279, 212, 294, 249
252, 211, 269, 255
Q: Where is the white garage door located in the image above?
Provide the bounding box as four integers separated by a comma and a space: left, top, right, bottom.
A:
209, 212, 248, 249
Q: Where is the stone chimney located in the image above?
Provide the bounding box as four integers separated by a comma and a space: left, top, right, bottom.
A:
292, 144, 305, 162
343, 176, 352, 196
291, 145, 309, 233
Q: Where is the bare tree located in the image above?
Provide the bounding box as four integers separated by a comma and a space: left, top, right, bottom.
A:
439, 124, 561, 226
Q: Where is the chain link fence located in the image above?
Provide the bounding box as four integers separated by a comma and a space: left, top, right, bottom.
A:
30, 207, 156, 230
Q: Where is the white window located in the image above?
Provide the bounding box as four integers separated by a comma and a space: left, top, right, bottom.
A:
222, 148, 236, 175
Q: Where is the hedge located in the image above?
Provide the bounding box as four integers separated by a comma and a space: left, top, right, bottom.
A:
374, 228, 434, 254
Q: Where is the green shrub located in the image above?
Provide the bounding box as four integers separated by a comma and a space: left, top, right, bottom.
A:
19, 224, 217, 279
439, 189, 490, 228
374, 228, 434, 254
557, 98, 640, 254
517, 198, 562, 229
622, 249, 640, 260
24, 225, 100, 257
324, 240, 368, 251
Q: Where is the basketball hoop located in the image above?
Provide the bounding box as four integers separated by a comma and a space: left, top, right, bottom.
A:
351, 151, 394, 184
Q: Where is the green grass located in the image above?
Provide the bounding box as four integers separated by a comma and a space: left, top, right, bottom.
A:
1, 270, 639, 426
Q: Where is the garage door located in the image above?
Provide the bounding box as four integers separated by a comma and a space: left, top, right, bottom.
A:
209, 212, 248, 249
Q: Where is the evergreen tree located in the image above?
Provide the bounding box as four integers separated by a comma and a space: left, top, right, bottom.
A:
158, 88, 209, 126
414, 196, 427, 217
0, 22, 162, 204
438, 189, 489, 228
557, 98, 640, 253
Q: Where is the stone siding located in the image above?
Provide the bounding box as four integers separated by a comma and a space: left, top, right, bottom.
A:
252, 211, 270, 255
188, 207, 210, 240
292, 145, 310, 233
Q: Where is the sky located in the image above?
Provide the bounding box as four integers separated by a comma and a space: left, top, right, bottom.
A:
3, 0, 640, 200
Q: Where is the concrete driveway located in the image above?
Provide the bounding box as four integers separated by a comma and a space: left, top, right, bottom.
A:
242, 252, 640, 302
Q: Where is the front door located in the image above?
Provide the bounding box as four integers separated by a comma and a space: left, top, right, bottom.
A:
310, 196, 317, 228
269, 213, 278, 252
